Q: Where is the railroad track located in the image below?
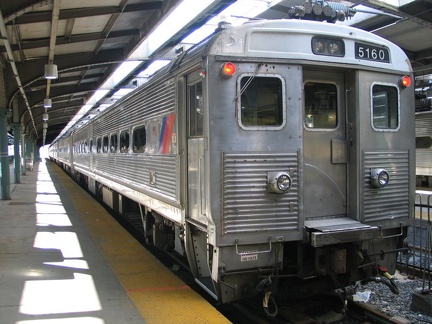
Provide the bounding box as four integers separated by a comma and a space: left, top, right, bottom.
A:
345, 300, 411, 324
224, 294, 411, 324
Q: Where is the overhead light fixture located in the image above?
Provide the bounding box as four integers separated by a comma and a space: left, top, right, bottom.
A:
42, 113, 49, 121
44, 63, 58, 79
44, 98, 52, 108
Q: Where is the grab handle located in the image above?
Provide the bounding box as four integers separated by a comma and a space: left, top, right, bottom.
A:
234, 239, 272, 256
380, 222, 404, 239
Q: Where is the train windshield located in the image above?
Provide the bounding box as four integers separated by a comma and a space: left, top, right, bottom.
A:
372, 84, 399, 130
239, 76, 284, 129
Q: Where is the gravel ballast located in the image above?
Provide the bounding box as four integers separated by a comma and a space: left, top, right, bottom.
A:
352, 272, 432, 324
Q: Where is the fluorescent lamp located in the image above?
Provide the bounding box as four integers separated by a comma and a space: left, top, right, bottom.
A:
129, 0, 217, 60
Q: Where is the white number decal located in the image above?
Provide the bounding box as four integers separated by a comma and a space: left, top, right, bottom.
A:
356, 44, 389, 62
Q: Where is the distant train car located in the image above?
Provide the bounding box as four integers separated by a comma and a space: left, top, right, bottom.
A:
415, 95, 432, 186
50, 9, 415, 308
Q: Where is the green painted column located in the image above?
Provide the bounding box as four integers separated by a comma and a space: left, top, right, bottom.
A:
0, 108, 11, 200
12, 123, 21, 183
34, 141, 39, 162
21, 133, 26, 176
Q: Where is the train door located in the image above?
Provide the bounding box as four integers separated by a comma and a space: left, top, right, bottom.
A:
303, 70, 379, 246
303, 71, 347, 220
186, 70, 207, 226
184, 70, 216, 298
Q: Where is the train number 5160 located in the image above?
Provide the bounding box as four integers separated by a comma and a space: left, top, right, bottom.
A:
355, 42, 390, 63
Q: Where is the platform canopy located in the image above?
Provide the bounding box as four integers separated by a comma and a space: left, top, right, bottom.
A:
0, 0, 431, 146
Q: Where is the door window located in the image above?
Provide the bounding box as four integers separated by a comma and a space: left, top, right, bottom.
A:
188, 81, 203, 137
304, 82, 338, 129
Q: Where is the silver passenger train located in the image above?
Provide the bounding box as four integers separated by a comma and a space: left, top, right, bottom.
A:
49, 14, 415, 306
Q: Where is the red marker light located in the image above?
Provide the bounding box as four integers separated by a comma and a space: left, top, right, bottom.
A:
221, 62, 236, 78
400, 75, 411, 88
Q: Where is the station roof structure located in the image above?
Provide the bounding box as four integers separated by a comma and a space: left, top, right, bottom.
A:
1, 0, 431, 147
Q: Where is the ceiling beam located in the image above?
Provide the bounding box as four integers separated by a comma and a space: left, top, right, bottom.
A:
0, 29, 140, 53
10, 48, 124, 92
4, 2, 163, 24
29, 73, 105, 89
28, 82, 97, 107
94, 0, 129, 55
348, 0, 432, 29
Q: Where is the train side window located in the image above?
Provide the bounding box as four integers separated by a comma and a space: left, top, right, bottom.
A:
238, 75, 285, 129
110, 133, 118, 153
188, 81, 203, 137
372, 84, 399, 130
120, 130, 130, 153
133, 126, 146, 153
102, 136, 109, 153
304, 82, 337, 129
96, 137, 102, 153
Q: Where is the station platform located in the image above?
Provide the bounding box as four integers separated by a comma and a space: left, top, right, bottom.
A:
0, 159, 230, 323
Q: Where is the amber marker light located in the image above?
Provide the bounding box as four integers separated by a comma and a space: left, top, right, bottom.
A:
400, 75, 411, 88
221, 62, 236, 78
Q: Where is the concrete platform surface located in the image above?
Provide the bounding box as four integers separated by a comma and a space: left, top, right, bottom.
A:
1, 159, 230, 324
0, 161, 145, 323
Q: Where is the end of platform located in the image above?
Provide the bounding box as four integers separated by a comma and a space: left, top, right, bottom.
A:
411, 288, 432, 316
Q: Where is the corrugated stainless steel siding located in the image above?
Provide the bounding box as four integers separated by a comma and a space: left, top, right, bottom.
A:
223, 152, 300, 234
88, 77, 177, 199
94, 79, 175, 134
94, 154, 177, 198
362, 151, 410, 223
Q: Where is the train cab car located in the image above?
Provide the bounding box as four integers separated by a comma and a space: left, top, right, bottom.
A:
50, 14, 415, 306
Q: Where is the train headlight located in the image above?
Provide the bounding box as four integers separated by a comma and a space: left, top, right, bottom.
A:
268, 172, 292, 194
313, 40, 326, 54
312, 37, 345, 57
328, 42, 341, 55
371, 168, 389, 188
